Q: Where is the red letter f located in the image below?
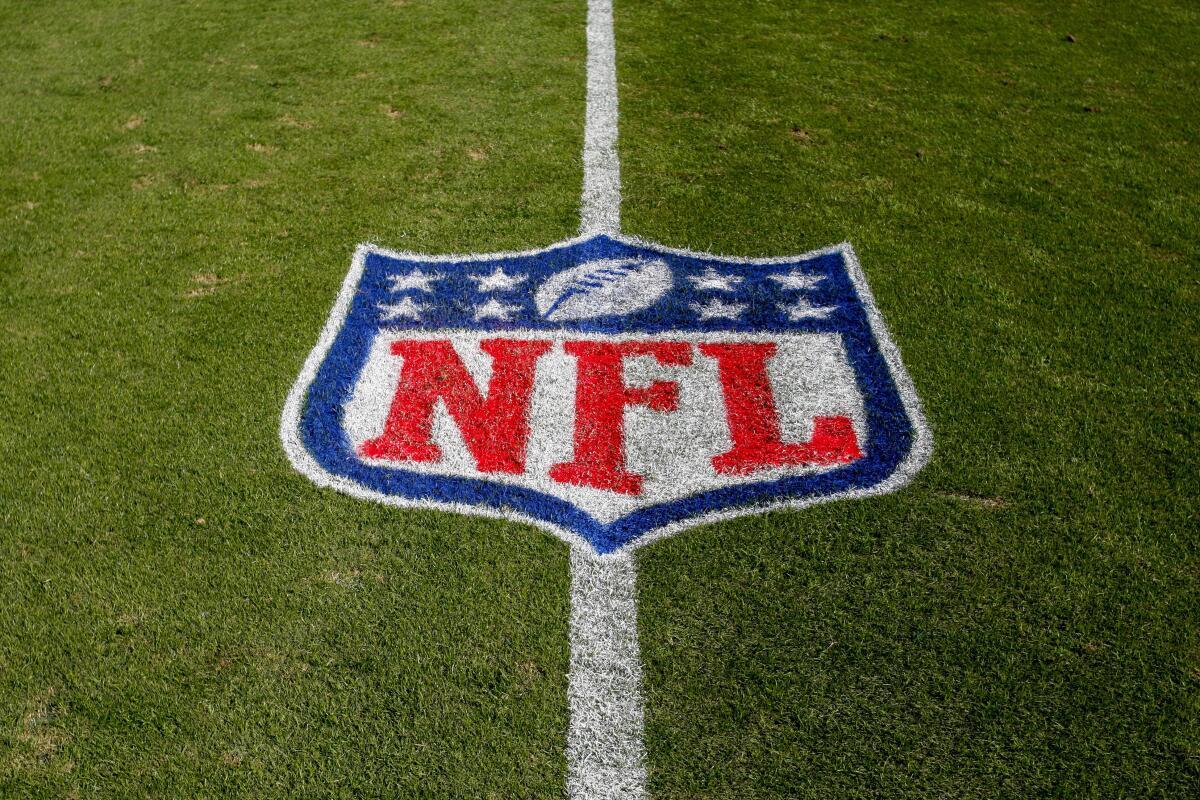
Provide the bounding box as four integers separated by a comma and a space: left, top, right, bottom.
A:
550, 341, 692, 495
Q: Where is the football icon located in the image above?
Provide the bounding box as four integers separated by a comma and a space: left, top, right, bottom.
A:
535, 256, 672, 321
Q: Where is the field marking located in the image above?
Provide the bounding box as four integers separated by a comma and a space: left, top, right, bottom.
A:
572, 1, 647, 797
580, 0, 621, 235
280, 237, 930, 560
568, 549, 647, 799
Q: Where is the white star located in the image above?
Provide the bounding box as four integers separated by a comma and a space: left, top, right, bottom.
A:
386, 268, 440, 293
769, 270, 825, 291
688, 267, 743, 292
781, 299, 837, 321
470, 267, 527, 293
474, 298, 522, 321
692, 297, 747, 320
378, 296, 425, 321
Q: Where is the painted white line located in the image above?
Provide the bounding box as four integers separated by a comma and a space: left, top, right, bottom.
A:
580, 0, 621, 235
572, 3, 646, 797
567, 548, 648, 800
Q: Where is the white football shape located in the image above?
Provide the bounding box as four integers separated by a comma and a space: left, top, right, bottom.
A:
535, 257, 672, 321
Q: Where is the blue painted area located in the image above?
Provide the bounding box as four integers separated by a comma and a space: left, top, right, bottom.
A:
299, 234, 916, 554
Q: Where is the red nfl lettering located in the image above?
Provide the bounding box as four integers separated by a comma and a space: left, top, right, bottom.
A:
549, 340, 692, 496
699, 342, 861, 474
359, 338, 551, 474
358, 336, 863, 494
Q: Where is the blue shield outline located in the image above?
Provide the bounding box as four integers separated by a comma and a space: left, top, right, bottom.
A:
280, 233, 932, 555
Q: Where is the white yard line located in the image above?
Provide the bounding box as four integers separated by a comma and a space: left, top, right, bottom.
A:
567, 549, 648, 800
580, 0, 622, 235
569, 2, 648, 798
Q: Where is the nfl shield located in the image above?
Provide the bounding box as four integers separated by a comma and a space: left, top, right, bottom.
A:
281, 233, 931, 555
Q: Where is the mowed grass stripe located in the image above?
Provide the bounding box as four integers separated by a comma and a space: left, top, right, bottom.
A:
616, 0, 1199, 797
0, 0, 588, 796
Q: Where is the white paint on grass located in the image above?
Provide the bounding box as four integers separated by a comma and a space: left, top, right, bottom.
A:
472, 297, 522, 321
469, 266, 527, 293
580, 0, 621, 235
377, 296, 426, 321
535, 257, 671, 321
691, 297, 747, 320
687, 267, 744, 293
577, 2, 642, 795
568, 548, 647, 800
386, 268, 441, 293
572, 1, 648, 792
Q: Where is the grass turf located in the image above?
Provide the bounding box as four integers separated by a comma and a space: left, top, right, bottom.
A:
1, 0, 1197, 797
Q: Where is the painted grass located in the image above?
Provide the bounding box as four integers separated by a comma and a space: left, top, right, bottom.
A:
1, 0, 1197, 797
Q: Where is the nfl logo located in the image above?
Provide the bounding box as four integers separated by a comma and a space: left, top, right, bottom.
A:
281, 233, 930, 555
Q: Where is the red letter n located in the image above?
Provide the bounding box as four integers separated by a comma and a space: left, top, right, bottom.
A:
359, 338, 551, 474
699, 342, 861, 475
549, 341, 692, 496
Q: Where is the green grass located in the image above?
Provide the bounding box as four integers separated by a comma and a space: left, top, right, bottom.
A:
1, 0, 1197, 797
